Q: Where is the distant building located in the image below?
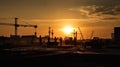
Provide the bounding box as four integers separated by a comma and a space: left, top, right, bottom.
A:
64, 37, 73, 45
21, 35, 36, 39
0, 36, 7, 45
21, 35, 37, 45
10, 35, 20, 40
114, 27, 120, 41
111, 33, 114, 40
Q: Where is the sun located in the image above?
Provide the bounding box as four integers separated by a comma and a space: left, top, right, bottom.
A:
62, 26, 74, 34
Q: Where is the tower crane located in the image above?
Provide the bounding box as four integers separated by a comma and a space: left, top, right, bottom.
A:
90, 31, 94, 39
0, 17, 37, 36
78, 27, 84, 40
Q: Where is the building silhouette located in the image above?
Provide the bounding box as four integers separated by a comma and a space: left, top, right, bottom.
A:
114, 27, 120, 41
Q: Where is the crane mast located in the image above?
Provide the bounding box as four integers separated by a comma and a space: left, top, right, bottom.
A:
0, 17, 37, 36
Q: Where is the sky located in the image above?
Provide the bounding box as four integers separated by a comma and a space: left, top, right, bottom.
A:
0, 0, 120, 39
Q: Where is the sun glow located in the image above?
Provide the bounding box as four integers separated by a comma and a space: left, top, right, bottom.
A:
62, 26, 74, 34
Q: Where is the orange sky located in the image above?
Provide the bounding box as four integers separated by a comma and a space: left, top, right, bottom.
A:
0, 0, 120, 39
0, 18, 119, 39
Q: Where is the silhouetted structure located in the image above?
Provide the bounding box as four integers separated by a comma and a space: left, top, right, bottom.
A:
114, 27, 120, 41
64, 37, 73, 45
39, 35, 42, 45
0, 17, 37, 36
47, 37, 50, 45
59, 37, 63, 46
48, 27, 51, 38
21, 35, 37, 45
73, 31, 77, 45
78, 27, 84, 40
54, 37, 57, 43
52, 29, 54, 39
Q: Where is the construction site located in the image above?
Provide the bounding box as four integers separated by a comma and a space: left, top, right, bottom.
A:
1, 18, 120, 67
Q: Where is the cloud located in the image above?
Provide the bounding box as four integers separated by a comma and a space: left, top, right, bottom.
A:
69, 5, 120, 20
101, 17, 119, 20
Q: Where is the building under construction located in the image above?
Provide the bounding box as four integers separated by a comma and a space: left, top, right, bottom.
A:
0, 17, 39, 47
